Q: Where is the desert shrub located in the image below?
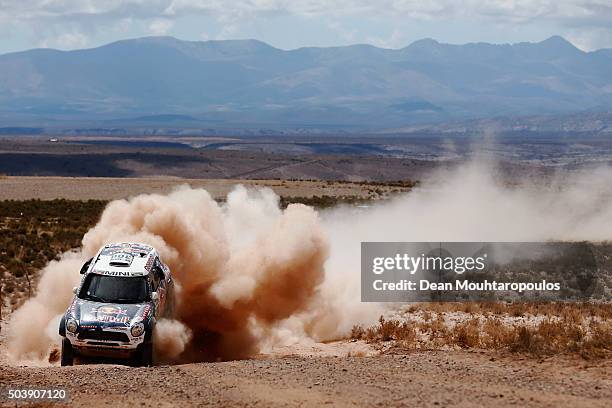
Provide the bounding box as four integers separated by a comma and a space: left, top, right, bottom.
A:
378, 317, 400, 341
12, 265, 24, 278
359, 306, 610, 359
0, 199, 106, 308
509, 326, 536, 353
452, 318, 481, 348
418, 313, 448, 342
280, 195, 369, 209
481, 318, 513, 349
506, 318, 586, 356
462, 303, 475, 314
509, 304, 526, 317
404, 302, 612, 322
581, 321, 612, 359
394, 322, 417, 345
351, 325, 365, 340
364, 317, 417, 346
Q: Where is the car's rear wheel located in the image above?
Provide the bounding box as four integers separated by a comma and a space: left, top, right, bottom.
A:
60, 338, 73, 366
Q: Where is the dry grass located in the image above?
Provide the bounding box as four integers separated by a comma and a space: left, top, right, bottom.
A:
405, 302, 612, 320
279, 195, 370, 209
352, 317, 417, 348
452, 318, 481, 348
0, 199, 107, 310
0, 176, 417, 201
352, 303, 612, 359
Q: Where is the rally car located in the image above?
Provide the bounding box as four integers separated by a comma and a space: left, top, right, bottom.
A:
59, 242, 175, 367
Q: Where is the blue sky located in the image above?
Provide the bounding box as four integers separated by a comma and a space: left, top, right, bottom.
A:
1, 1, 612, 54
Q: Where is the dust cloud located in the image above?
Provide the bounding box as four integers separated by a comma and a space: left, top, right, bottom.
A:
154, 319, 192, 361
8, 186, 329, 363
7, 161, 612, 364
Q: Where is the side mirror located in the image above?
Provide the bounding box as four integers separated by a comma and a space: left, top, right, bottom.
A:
72, 287, 78, 295
80, 258, 93, 275
151, 291, 159, 301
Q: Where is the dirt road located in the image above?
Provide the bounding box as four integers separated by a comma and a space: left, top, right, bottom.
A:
1, 350, 610, 407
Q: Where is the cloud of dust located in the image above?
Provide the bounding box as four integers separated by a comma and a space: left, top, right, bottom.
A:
310, 161, 612, 338
8, 254, 84, 362
7, 160, 612, 364
154, 319, 192, 361
8, 185, 329, 363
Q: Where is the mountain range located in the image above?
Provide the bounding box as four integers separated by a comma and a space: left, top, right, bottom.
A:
1, 35, 611, 129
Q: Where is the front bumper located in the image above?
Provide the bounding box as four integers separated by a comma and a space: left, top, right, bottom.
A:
66, 326, 145, 354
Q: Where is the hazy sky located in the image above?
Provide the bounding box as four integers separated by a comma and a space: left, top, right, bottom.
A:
1, 0, 612, 54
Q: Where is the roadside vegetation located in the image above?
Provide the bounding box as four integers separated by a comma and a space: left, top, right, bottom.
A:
280, 195, 370, 208
277, 180, 417, 208
352, 302, 611, 359
0, 199, 107, 310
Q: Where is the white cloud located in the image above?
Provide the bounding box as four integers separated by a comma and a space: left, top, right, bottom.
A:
216, 24, 239, 40
2, 0, 612, 50
39, 31, 89, 49
326, 20, 357, 43
366, 29, 406, 49
2, 1, 611, 25
149, 18, 174, 35
566, 27, 612, 51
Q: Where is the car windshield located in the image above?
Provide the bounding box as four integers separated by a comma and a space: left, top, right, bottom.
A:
79, 274, 148, 304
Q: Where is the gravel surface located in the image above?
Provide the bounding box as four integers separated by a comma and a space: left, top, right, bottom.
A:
1, 350, 610, 407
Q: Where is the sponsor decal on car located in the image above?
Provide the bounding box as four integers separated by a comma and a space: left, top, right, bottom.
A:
92, 269, 135, 277
110, 252, 134, 265
144, 255, 154, 272
69, 299, 77, 315
139, 304, 152, 320
94, 305, 130, 324
132, 243, 153, 252
121, 243, 133, 252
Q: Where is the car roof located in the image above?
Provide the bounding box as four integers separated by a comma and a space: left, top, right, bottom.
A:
89, 242, 158, 277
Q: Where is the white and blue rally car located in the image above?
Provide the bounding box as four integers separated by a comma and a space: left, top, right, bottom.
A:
59, 242, 175, 366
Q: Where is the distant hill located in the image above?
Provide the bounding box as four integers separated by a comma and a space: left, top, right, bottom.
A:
1, 35, 611, 129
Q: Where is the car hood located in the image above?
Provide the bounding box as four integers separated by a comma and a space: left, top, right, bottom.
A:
69, 298, 153, 329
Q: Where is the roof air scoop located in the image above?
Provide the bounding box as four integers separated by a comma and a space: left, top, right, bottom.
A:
109, 252, 134, 267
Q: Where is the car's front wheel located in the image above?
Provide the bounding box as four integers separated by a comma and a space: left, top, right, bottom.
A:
135, 342, 154, 367
60, 338, 73, 366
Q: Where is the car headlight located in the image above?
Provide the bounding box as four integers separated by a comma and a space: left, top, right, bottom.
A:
131, 322, 145, 337
66, 318, 78, 334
